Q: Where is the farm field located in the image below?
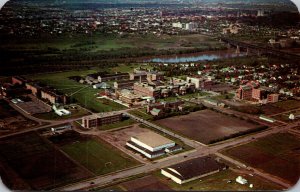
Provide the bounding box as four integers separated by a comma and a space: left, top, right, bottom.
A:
156, 109, 262, 144
109, 175, 172, 191
272, 109, 300, 122
260, 100, 300, 115
0, 132, 92, 190
221, 133, 300, 185
48, 130, 140, 175
0, 100, 39, 135
28, 70, 126, 112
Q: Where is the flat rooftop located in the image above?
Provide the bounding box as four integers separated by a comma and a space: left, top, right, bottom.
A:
83, 112, 122, 120
132, 131, 174, 148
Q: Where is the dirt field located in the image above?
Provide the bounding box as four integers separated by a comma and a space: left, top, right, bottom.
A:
221, 133, 300, 185
156, 110, 261, 144
120, 175, 172, 191
260, 100, 300, 115
0, 132, 92, 190
0, 100, 38, 135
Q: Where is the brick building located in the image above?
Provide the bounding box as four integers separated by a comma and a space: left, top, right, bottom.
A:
82, 112, 122, 129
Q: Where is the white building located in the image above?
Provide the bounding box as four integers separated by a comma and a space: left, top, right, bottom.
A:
126, 131, 181, 159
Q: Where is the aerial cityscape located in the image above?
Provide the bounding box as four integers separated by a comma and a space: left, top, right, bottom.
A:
0, 0, 300, 191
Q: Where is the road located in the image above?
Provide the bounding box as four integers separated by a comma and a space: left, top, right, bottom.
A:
57, 114, 298, 191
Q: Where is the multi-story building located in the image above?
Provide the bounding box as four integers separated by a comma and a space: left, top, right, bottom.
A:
267, 93, 279, 103
236, 85, 252, 100
133, 82, 160, 98
12, 76, 27, 86
41, 89, 68, 105
25, 82, 42, 97
82, 112, 122, 129
98, 73, 129, 82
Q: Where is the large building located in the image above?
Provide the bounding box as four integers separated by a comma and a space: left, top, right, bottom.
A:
133, 82, 161, 98
98, 73, 129, 82
161, 156, 227, 184
126, 131, 182, 159
82, 112, 123, 129
41, 89, 68, 105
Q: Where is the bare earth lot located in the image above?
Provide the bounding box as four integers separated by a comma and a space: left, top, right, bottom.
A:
221, 133, 300, 185
156, 109, 261, 144
120, 175, 172, 191
0, 132, 92, 190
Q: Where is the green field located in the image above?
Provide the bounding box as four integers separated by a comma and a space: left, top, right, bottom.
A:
128, 109, 153, 120
2, 33, 223, 53
99, 119, 136, 131
62, 139, 139, 175
28, 70, 126, 112
33, 106, 90, 120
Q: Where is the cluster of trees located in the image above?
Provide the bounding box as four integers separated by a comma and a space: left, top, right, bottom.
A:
153, 104, 206, 120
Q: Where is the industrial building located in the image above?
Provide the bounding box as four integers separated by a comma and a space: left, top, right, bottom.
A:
126, 131, 182, 159
161, 156, 227, 184
82, 112, 123, 129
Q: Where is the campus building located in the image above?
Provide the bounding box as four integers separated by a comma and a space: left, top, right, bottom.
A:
41, 89, 68, 105
82, 112, 123, 129
161, 156, 227, 184
126, 131, 182, 159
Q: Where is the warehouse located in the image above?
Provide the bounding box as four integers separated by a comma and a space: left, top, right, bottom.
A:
126, 131, 181, 159
161, 156, 227, 184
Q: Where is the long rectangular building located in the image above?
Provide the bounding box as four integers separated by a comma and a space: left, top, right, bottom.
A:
82, 112, 122, 129
161, 156, 227, 184
126, 131, 181, 159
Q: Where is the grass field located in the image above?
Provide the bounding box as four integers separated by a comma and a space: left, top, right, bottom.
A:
128, 109, 153, 120
156, 109, 261, 144
0, 132, 92, 190
99, 118, 136, 131
2, 34, 223, 53
62, 139, 139, 175
221, 133, 300, 185
33, 106, 90, 120
28, 70, 126, 112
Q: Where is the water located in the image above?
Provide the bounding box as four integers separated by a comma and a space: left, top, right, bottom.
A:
147, 51, 245, 63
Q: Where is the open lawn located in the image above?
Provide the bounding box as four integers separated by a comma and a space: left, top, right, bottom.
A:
28, 70, 126, 112
33, 105, 90, 120
99, 118, 136, 131
0, 132, 92, 190
61, 138, 139, 175
221, 133, 300, 185
156, 109, 262, 144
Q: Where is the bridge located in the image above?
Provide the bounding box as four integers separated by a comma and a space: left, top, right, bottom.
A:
221, 37, 300, 60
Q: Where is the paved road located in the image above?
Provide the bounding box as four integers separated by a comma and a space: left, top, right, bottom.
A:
58, 116, 298, 191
